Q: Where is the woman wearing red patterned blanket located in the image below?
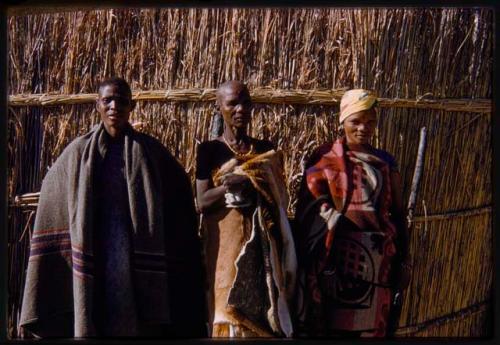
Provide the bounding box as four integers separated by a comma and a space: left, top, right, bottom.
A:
294, 89, 411, 338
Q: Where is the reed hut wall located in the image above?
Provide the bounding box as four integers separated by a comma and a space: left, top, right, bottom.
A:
7, 8, 492, 338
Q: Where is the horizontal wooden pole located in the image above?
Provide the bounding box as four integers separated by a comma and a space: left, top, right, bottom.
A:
394, 299, 489, 336
8, 88, 492, 113
11, 192, 492, 223
8, 6, 110, 16
413, 205, 491, 222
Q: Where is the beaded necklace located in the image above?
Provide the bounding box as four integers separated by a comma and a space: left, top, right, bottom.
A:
222, 134, 254, 156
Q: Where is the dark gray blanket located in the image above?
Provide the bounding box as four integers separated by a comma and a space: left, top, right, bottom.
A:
20, 123, 207, 338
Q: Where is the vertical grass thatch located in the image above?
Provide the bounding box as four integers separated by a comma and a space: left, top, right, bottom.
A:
7, 7, 492, 338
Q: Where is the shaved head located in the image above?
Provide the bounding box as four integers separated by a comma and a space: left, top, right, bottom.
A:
216, 80, 252, 131
216, 80, 249, 104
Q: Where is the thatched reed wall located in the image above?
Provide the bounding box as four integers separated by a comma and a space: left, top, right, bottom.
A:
7, 8, 492, 338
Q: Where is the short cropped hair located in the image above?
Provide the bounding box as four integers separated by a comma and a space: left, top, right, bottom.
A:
98, 77, 132, 98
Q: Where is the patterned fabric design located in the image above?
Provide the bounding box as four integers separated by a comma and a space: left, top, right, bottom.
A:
71, 245, 94, 278
28, 228, 95, 279
298, 138, 397, 337
29, 229, 71, 258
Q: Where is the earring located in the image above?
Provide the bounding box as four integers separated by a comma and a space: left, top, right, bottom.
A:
337, 124, 345, 138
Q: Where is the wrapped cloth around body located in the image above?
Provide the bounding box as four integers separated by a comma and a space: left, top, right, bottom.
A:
203, 150, 297, 337
19, 123, 206, 338
294, 139, 398, 336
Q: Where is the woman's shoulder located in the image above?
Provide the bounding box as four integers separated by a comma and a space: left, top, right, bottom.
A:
197, 139, 225, 153
251, 137, 275, 153
305, 142, 334, 169
372, 147, 398, 171
198, 139, 223, 147
313, 142, 334, 155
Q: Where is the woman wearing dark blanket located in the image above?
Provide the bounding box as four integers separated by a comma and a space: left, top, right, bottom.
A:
294, 89, 411, 337
20, 77, 207, 338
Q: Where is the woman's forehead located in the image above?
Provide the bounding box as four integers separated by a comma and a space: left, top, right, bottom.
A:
99, 84, 131, 98
346, 108, 377, 121
218, 86, 250, 101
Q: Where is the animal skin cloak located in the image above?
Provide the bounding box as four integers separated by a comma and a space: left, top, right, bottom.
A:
19, 123, 207, 338
202, 150, 297, 337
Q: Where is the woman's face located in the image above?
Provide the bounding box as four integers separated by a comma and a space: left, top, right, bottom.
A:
217, 84, 252, 131
343, 108, 377, 146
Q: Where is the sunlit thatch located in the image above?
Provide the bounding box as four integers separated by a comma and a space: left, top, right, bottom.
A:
7, 7, 492, 339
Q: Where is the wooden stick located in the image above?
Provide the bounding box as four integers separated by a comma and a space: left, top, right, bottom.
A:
13, 192, 40, 207
388, 126, 428, 337
8, 90, 492, 113
394, 299, 489, 336
413, 205, 491, 222
407, 127, 428, 227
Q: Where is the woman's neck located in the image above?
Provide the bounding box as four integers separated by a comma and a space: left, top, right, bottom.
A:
222, 125, 248, 145
344, 139, 373, 153
221, 125, 253, 155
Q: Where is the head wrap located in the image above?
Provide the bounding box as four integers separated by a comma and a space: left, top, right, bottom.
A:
339, 89, 378, 124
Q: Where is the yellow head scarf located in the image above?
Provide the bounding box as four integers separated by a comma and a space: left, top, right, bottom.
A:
339, 89, 378, 124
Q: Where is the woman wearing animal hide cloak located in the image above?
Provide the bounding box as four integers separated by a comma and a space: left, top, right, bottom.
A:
293, 89, 412, 337
196, 81, 297, 338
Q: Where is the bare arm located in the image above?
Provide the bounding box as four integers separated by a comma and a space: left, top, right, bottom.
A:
196, 174, 252, 213
196, 179, 226, 213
